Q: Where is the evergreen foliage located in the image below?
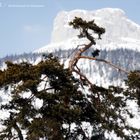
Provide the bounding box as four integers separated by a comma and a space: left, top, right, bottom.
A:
0, 17, 139, 140
69, 17, 105, 42
125, 71, 140, 107
0, 55, 139, 139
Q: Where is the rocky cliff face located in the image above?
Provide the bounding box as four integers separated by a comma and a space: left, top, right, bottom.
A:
35, 8, 140, 53
0, 9, 140, 140
51, 8, 140, 44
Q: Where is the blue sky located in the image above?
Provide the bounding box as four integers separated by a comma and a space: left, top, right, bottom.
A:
0, 0, 140, 58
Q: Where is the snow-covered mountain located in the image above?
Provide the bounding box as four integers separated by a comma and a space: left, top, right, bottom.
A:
0, 8, 140, 87
0, 8, 140, 140
34, 8, 140, 86
35, 8, 140, 53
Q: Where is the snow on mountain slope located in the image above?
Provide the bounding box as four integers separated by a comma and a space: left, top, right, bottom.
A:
0, 8, 140, 140
33, 8, 140, 87
35, 8, 140, 53
34, 8, 140, 139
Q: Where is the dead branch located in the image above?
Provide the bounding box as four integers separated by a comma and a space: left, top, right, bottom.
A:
96, 58, 129, 74
78, 56, 129, 74
68, 44, 86, 58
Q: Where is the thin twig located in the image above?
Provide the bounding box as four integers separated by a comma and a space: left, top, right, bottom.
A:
67, 44, 86, 58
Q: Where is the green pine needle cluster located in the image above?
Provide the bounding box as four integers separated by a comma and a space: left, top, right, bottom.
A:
0, 18, 139, 140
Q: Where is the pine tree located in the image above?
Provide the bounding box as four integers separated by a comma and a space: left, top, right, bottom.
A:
0, 17, 139, 140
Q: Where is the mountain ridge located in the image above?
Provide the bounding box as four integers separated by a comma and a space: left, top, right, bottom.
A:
35, 8, 140, 53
